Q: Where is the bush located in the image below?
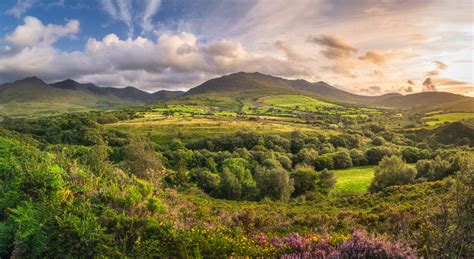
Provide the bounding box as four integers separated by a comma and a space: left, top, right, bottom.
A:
219, 170, 242, 200
350, 149, 368, 166
294, 148, 318, 166
291, 166, 319, 197
365, 146, 395, 165
314, 154, 334, 171
402, 146, 428, 163
191, 168, 220, 194
369, 156, 416, 192
317, 169, 336, 195
415, 156, 451, 180
256, 167, 294, 201
122, 137, 163, 178
333, 150, 353, 169
372, 137, 385, 146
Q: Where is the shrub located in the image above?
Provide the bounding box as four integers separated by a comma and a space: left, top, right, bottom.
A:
365, 146, 395, 165
333, 150, 353, 169
369, 156, 416, 192
317, 169, 336, 195
191, 168, 220, 194
291, 166, 319, 197
256, 167, 294, 201
372, 136, 385, 146
122, 137, 163, 178
350, 149, 368, 166
314, 154, 334, 171
402, 146, 427, 163
219, 170, 242, 200
336, 229, 416, 258
415, 156, 451, 180
294, 148, 318, 166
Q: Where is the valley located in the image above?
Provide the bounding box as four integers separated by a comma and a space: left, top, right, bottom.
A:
0, 72, 473, 257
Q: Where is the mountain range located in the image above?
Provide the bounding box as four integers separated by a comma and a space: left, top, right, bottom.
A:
0, 72, 472, 117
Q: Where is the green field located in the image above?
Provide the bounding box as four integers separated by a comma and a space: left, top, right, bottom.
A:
106, 112, 339, 145
259, 94, 338, 109
333, 166, 375, 194
424, 112, 474, 126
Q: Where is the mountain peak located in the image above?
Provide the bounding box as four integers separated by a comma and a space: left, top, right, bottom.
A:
51, 79, 81, 90
15, 76, 46, 85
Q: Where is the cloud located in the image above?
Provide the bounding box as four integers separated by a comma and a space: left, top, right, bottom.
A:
358, 50, 392, 65
321, 64, 356, 78
359, 85, 382, 95
397, 86, 413, 94
422, 78, 437, 92
0, 17, 314, 90
307, 34, 357, 60
371, 70, 384, 78
434, 78, 471, 86
5, 16, 79, 48
434, 60, 447, 70
274, 40, 309, 62
100, 0, 161, 36
142, 0, 161, 33
407, 79, 415, 85
409, 33, 431, 42
403, 86, 413, 93
425, 70, 439, 77
6, 0, 37, 18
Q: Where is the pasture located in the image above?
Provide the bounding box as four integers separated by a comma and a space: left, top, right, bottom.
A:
332, 166, 375, 194
424, 112, 474, 126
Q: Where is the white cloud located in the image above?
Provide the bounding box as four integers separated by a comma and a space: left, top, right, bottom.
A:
142, 0, 161, 33
100, 0, 161, 36
0, 17, 313, 90
6, 0, 37, 18
6, 16, 79, 48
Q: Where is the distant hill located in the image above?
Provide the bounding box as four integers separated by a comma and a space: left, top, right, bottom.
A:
377, 92, 472, 111
0, 77, 184, 117
431, 121, 474, 146
51, 79, 184, 103
183, 72, 472, 111
186, 72, 296, 96
1, 73, 471, 116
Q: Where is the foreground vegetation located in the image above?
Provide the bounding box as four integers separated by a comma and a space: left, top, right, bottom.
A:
0, 95, 473, 257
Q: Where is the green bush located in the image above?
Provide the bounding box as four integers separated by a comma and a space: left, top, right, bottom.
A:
369, 156, 416, 192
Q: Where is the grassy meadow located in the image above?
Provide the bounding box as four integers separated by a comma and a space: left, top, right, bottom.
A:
423, 112, 474, 126
332, 166, 375, 194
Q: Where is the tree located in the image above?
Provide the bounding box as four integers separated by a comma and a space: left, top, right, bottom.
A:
317, 169, 336, 195
221, 158, 257, 199
219, 170, 242, 200
256, 167, 294, 201
369, 156, 416, 192
291, 166, 319, 197
294, 148, 318, 166
333, 150, 353, 169
314, 154, 334, 171
372, 137, 385, 146
350, 149, 368, 166
415, 156, 450, 180
192, 168, 220, 194
401, 146, 426, 163
365, 146, 394, 165
122, 137, 163, 178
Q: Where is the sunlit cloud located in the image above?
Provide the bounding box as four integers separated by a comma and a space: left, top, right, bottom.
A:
422, 78, 437, 92
0, 0, 472, 95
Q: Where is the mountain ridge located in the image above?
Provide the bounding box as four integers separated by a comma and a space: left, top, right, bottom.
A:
182, 72, 471, 111
1, 73, 472, 116
50, 79, 184, 103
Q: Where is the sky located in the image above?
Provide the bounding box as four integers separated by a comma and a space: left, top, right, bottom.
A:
0, 0, 473, 96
